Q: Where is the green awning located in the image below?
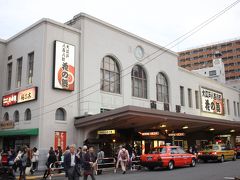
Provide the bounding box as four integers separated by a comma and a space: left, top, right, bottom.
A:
0, 128, 39, 137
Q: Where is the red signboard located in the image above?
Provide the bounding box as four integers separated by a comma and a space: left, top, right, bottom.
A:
54, 131, 67, 151
2, 87, 37, 107
2, 93, 18, 107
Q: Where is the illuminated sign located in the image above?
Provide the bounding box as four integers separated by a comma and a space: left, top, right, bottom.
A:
53, 41, 75, 91
97, 130, 116, 135
54, 131, 67, 151
168, 133, 185, 137
17, 87, 37, 104
2, 87, 37, 107
139, 132, 160, 136
2, 93, 18, 107
200, 87, 224, 115
0, 120, 15, 129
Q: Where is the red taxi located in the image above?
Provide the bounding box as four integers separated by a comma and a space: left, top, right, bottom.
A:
140, 146, 196, 170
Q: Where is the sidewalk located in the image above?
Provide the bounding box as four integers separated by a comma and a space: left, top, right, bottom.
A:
14, 170, 65, 180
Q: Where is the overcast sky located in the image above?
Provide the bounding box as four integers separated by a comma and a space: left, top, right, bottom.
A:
0, 0, 239, 51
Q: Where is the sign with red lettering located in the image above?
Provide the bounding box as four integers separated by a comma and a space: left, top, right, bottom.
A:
53, 41, 75, 91
2, 93, 18, 107
2, 87, 37, 107
200, 87, 224, 115
54, 131, 67, 151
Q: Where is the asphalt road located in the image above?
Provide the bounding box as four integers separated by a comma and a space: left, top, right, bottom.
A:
50, 160, 240, 180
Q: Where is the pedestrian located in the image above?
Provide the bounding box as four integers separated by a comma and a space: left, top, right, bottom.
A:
117, 146, 129, 174
63, 144, 82, 180
83, 146, 97, 180
30, 147, 39, 174
114, 145, 122, 173
19, 146, 32, 180
43, 147, 57, 179
97, 148, 104, 164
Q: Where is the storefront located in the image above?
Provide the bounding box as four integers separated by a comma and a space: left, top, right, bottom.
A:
75, 106, 240, 155
0, 128, 39, 150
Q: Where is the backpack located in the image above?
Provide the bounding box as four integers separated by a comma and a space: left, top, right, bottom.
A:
120, 150, 128, 160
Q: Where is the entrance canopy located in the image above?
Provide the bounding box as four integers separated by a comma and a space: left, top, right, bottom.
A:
0, 128, 39, 137
75, 106, 240, 134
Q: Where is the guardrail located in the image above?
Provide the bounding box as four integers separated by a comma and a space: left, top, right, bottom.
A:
45, 161, 64, 180
96, 157, 116, 175
131, 156, 141, 170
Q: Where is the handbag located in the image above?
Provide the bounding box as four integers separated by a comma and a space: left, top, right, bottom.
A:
25, 166, 31, 175
74, 165, 81, 176
84, 170, 93, 176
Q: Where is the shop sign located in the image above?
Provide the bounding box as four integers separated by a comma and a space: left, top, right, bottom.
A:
97, 129, 116, 135
140, 132, 160, 136
217, 134, 231, 138
2, 87, 38, 107
200, 87, 223, 115
0, 120, 15, 129
168, 133, 185, 137
2, 93, 18, 107
54, 131, 66, 151
17, 87, 37, 104
53, 41, 75, 91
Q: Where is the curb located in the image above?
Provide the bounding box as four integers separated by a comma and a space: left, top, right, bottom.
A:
16, 173, 65, 180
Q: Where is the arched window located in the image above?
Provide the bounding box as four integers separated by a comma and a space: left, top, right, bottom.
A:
13, 111, 19, 122
3, 112, 9, 121
24, 109, 31, 121
100, 56, 120, 93
55, 108, 66, 121
156, 72, 169, 103
131, 65, 147, 98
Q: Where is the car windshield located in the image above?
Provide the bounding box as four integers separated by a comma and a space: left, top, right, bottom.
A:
151, 147, 167, 154
205, 145, 219, 150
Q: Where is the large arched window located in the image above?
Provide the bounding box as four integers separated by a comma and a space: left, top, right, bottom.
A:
131, 65, 147, 98
55, 108, 66, 121
100, 56, 120, 93
13, 111, 19, 122
156, 72, 169, 103
24, 109, 31, 121
3, 112, 9, 121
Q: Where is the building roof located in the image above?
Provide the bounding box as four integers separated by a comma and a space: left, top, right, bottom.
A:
66, 13, 178, 57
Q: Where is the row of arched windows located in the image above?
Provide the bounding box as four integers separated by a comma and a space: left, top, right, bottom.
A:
2, 108, 66, 122
100, 56, 169, 103
3, 109, 31, 122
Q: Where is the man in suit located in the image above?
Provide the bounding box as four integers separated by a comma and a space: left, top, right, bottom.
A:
83, 146, 97, 180
64, 144, 82, 180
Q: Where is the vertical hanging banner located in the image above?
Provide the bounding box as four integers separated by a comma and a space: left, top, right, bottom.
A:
53, 41, 75, 91
200, 87, 224, 115
54, 131, 67, 151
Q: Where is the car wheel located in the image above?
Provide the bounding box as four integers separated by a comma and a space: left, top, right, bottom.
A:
233, 154, 237, 161
220, 155, 224, 163
190, 158, 196, 167
168, 161, 174, 170
147, 166, 154, 171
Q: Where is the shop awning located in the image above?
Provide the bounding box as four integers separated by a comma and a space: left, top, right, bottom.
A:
74, 106, 240, 134
0, 128, 39, 137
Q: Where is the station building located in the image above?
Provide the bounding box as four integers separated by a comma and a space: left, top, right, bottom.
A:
0, 13, 240, 165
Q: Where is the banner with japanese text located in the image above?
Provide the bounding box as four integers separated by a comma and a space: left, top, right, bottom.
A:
53, 41, 75, 91
54, 131, 67, 151
200, 87, 224, 115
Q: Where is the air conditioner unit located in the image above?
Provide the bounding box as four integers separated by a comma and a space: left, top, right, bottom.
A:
164, 103, 169, 111
150, 100, 157, 109
176, 105, 181, 113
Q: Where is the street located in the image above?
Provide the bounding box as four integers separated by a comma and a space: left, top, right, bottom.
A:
47, 160, 240, 180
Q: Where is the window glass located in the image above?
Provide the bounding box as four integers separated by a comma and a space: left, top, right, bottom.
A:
100, 56, 120, 93
131, 65, 147, 98
156, 73, 169, 103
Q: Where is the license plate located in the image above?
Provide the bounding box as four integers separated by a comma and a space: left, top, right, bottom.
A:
147, 157, 152, 161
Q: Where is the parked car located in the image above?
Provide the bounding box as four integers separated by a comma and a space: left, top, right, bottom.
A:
198, 144, 236, 163
234, 144, 240, 158
140, 145, 196, 170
